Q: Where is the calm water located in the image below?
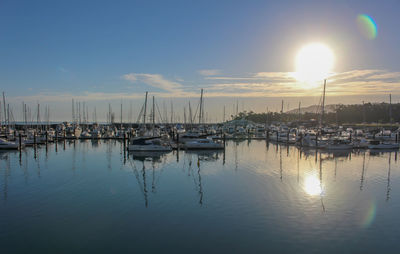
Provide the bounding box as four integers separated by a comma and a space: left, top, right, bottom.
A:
1, 140, 400, 253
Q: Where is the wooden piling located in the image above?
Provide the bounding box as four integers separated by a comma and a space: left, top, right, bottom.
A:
18, 133, 22, 150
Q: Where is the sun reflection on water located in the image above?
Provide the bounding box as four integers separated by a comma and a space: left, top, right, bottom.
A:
303, 174, 324, 196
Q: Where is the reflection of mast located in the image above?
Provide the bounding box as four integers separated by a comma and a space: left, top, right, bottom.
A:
360, 152, 366, 191
297, 149, 300, 183
2, 154, 10, 201
142, 162, 148, 207
234, 141, 238, 171
197, 157, 203, 205
152, 161, 156, 193
319, 152, 326, 212
279, 145, 283, 181
386, 153, 392, 202
128, 158, 148, 207
320, 79, 326, 127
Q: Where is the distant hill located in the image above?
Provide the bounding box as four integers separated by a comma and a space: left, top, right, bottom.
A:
286, 104, 337, 114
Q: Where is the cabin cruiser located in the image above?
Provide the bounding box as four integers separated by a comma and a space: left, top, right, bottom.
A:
183, 138, 224, 150
326, 139, 353, 150
0, 138, 21, 150
299, 133, 327, 148
128, 137, 172, 151
368, 140, 399, 149
91, 128, 102, 139
80, 131, 92, 139
179, 131, 204, 142
352, 138, 369, 149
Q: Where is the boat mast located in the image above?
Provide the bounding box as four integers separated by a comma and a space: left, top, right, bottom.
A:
143, 91, 148, 127
223, 105, 225, 123
37, 103, 40, 132
189, 101, 193, 130
2, 92, 7, 131
320, 79, 327, 127
152, 96, 155, 136
199, 88, 203, 124
389, 94, 392, 124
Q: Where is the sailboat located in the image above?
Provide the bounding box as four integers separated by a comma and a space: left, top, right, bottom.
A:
128, 93, 172, 152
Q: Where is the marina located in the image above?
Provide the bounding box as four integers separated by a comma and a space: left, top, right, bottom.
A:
1, 1, 400, 253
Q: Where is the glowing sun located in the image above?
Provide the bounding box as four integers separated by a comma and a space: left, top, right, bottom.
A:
294, 43, 334, 88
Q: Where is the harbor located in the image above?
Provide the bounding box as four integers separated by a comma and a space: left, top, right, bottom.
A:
2, 1, 400, 253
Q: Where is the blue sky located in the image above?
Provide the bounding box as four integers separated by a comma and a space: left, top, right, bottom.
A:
1, 0, 400, 121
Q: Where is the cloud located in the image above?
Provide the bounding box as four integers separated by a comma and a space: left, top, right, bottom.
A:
7, 69, 400, 105
58, 66, 69, 73
198, 69, 221, 76
122, 73, 183, 92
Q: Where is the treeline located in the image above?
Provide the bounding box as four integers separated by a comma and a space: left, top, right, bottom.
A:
233, 102, 400, 124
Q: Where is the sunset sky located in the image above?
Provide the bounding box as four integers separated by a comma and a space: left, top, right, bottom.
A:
1, 0, 400, 122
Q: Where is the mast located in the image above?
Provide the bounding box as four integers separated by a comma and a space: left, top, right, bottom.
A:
362, 101, 366, 123
183, 107, 187, 126
199, 88, 203, 124
7, 104, 10, 133
152, 96, 155, 136
320, 79, 327, 127
189, 101, 193, 130
223, 105, 225, 123
37, 103, 40, 132
72, 99, 75, 124
94, 107, 97, 124
78, 102, 81, 125
170, 101, 173, 124
143, 92, 148, 126
120, 102, 123, 129
2, 92, 7, 131
389, 94, 392, 124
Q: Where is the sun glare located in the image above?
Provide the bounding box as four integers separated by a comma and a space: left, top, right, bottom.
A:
304, 175, 323, 196
294, 43, 334, 88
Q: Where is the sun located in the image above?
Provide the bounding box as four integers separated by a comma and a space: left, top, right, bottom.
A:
294, 43, 334, 88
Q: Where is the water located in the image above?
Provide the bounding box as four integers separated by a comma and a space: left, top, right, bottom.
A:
1, 140, 400, 253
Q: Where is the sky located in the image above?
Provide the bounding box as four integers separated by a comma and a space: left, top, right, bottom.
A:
1, 0, 400, 122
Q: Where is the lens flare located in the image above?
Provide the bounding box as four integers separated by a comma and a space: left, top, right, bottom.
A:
357, 14, 377, 40
361, 201, 377, 228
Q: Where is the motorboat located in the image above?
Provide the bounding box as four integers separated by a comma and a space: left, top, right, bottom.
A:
368, 140, 399, 149
183, 138, 224, 150
0, 138, 21, 150
326, 139, 353, 150
128, 137, 172, 151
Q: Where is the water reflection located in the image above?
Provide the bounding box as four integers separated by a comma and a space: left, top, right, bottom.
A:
303, 174, 323, 196
2, 140, 400, 253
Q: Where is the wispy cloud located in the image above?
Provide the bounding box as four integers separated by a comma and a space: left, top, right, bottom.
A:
197, 69, 221, 76
58, 66, 69, 73
8, 69, 400, 104
199, 69, 400, 97
122, 73, 183, 92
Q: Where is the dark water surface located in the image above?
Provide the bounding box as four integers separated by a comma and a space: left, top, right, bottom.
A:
1, 140, 400, 253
